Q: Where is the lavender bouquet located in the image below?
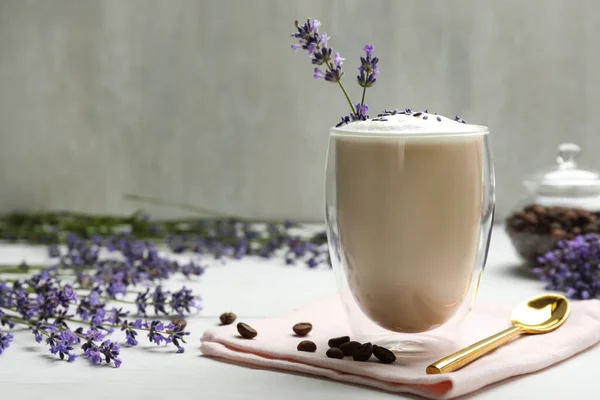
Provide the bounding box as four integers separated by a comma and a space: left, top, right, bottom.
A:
0, 199, 330, 364
0, 234, 203, 365
291, 19, 379, 126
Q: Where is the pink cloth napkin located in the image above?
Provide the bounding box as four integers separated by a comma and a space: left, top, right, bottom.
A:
200, 295, 600, 399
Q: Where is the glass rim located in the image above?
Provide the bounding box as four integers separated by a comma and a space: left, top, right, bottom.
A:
329, 124, 489, 139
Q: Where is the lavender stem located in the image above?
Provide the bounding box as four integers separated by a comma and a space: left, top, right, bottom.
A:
324, 60, 355, 114
360, 85, 367, 110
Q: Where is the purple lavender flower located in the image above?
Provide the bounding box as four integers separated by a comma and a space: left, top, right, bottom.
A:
31, 326, 43, 343
335, 116, 351, 127
333, 53, 344, 68
107, 307, 128, 324
170, 287, 201, 316
135, 288, 150, 316
0, 330, 13, 355
131, 318, 143, 329
312, 47, 332, 65
91, 308, 107, 326
313, 68, 326, 80
82, 343, 103, 365
534, 234, 600, 299
180, 261, 205, 278
99, 340, 122, 367
83, 328, 106, 342
147, 320, 167, 346
357, 44, 379, 88
166, 322, 190, 353
290, 19, 322, 53
324, 67, 343, 83
343, 103, 371, 123
152, 286, 168, 315
121, 322, 139, 347
291, 19, 347, 85
46, 330, 79, 361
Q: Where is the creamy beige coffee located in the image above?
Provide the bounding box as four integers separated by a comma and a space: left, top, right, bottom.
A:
333, 113, 485, 333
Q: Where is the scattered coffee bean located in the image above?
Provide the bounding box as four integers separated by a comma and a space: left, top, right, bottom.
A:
293, 322, 312, 337
297, 340, 317, 352
339, 340, 361, 356
326, 347, 344, 359
353, 342, 373, 362
328, 336, 350, 348
373, 345, 396, 364
237, 322, 257, 339
171, 318, 187, 330
220, 312, 237, 325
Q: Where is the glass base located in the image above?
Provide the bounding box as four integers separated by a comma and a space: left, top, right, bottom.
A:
370, 333, 457, 361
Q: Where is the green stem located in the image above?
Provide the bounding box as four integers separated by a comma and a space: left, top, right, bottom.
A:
124, 194, 233, 217
0, 264, 48, 271
0, 306, 157, 334
360, 85, 367, 109
123, 194, 287, 224
62, 316, 156, 334
3, 314, 45, 331
325, 60, 356, 114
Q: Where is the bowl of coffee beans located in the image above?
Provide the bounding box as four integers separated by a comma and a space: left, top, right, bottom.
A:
506, 143, 600, 265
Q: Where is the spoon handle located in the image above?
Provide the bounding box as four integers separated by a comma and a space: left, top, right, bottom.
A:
426, 326, 522, 374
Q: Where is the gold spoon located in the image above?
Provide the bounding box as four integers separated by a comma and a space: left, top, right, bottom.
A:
426, 293, 571, 374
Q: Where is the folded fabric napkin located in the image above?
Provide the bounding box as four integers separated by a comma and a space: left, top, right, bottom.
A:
200, 295, 600, 399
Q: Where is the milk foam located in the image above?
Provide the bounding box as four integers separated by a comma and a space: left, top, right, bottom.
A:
332, 112, 487, 135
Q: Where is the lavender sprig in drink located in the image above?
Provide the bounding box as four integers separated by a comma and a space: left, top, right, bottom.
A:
291, 18, 378, 126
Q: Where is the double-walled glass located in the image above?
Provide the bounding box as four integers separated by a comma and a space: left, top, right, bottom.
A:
325, 125, 494, 358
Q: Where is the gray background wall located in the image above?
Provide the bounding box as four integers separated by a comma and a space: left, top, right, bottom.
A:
0, 0, 598, 221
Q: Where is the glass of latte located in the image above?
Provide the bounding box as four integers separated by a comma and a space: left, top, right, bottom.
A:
325, 111, 494, 358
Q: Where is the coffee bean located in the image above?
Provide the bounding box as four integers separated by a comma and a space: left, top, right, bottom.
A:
220, 312, 237, 325
373, 345, 396, 364
237, 322, 257, 339
352, 342, 373, 362
572, 227, 582, 235
297, 340, 317, 352
531, 204, 547, 216
339, 340, 361, 356
565, 210, 578, 221
584, 223, 598, 233
328, 336, 350, 348
514, 211, 529, 221
551, 229, 568, 239
326, 347, 344, 359
574, 208, 592, 218
510, 218, 526, 229
292, 322, 312, 337
550, 222, 562, 230
524, 212, 539, 224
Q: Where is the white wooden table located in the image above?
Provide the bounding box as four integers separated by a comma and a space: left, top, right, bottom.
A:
0, 225, 595, 399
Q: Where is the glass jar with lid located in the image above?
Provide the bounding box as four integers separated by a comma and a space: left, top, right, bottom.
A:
506, 143, 600, 265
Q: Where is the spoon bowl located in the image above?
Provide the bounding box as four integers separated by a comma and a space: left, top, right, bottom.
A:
511, 293, 571, 334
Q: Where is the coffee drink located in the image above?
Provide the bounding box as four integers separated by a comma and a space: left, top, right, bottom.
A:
332, 112, 486, 333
